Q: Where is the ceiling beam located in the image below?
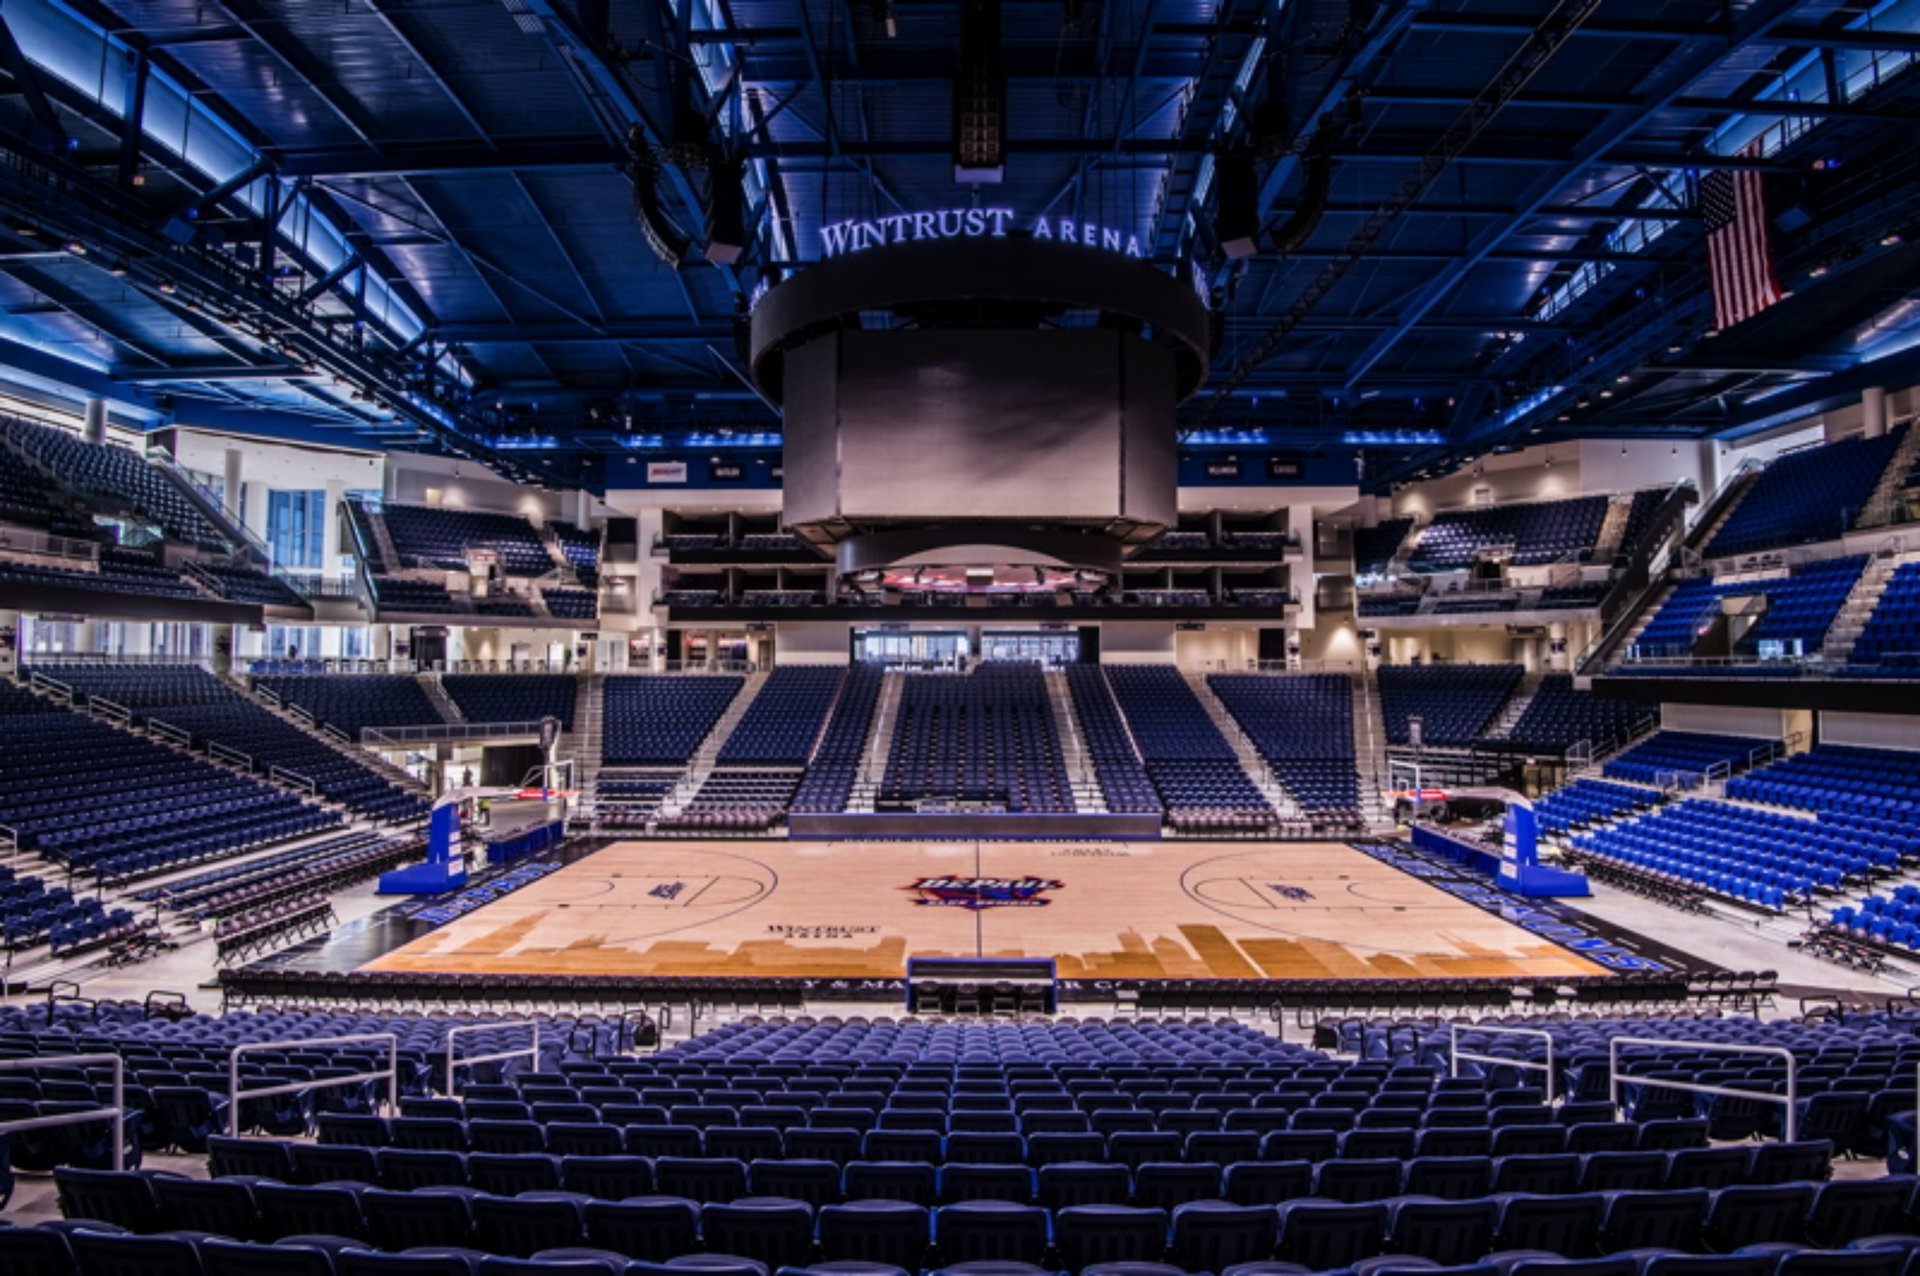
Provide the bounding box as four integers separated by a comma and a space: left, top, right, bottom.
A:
1334, 0, 1810, 391
267, 132, 1815, 178
1756, 24, 1920, 52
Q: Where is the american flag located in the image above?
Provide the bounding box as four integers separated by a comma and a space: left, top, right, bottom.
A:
1700, 140, 1783, 331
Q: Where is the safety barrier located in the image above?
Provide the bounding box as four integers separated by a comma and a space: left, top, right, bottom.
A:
1609, 1036, 1797, 1141
228, 1032, 398, 1137
1450, 1022, 1556, 1102
0, 1053, 127, 1171
444, 1020, 541, 1095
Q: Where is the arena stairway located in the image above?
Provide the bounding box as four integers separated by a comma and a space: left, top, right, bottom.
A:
1482, 670, 1547, 741
1855, 424, 1920, 530
1350, 671, 1392, 826
351, 498, 406, 572
1184, 671, 1301, 819
574, 673, 605, 795
1688, 464, 1766, 558
1824, 549, 1920, 662
847, 671, 905, 813
417, 675, 467, 724
656, 673, 763, 820
1590, 494, 1635, 562
1043, 670, 1103, 813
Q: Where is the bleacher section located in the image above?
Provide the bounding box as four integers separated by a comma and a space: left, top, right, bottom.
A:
0, 863, 138, 955
1537, 582, 1609, 609
382, 504, 554, 574
663, 772, 804, 833
23, 664, 427, 823
602, 676, 743, 767
1741, 556, 1866, 655
1358, 594, 1423, 617
1728, 745, 1920, 822
1617, 486, 1671, 558
1663, 744, 1920, 947
1106, 666, 1270, 830
1495, 676, 1656, 754
371, 576, 461, 614
0, 415, 232, 550
1408, 496, 1608, 571
880, 665, 1071, 812
543, 586, 599, 620
1633, 576, 1741, 659
1850, 562, 1920, 670
1602, 732, 1773, 785
1533, 777, 1663, 834
1705, 428, 1906, 559
1572, 797, 1901, 909
1353, 517, 1413, 577
0, 555, 201, 602
1377, 664, 1521, 747
1627, 557, 1868, 664
1208, 673, 1362, 821
716, 667, 842, 766
0, 695, 339, 884
550, 520, 601, 586
1064, 665, 1159, 814
442, 675, 578, 728
592, 773, 679, 826
185, 560, 307, 607
792, 667, 883, 814
10, 1009, 1920, 1276
255, 675, 443, 736
0, 438, 82, 533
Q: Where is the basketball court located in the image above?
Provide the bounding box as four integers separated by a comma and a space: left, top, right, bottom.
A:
358, 840, 1609, 981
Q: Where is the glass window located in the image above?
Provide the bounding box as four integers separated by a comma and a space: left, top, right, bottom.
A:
267, 490, 326, 570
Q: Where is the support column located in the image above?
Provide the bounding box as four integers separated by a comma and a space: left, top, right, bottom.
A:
83, 398, 107, 446
321, 479, 345, 580
1863, 387, 1889, 439
223, 448, 245, 520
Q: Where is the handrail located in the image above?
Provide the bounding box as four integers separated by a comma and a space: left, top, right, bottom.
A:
148, 719, 193, 748
1608, 1036, 1796, 1141
270, 765, 317, 795
28, 670, 73, 703
1450, 1024, 1556, 1102
0, 1053, 126, 1171
363, 721, 550, 747
90, 696, 131, 725
209, 742, 254, 772
228, 1032, 399, 1137
444, 1020, 541, 1095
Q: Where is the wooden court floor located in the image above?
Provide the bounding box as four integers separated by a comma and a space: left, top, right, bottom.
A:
360, 840, 1605, 981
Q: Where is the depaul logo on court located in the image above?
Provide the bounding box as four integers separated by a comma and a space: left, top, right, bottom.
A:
906, 876, 1064, 910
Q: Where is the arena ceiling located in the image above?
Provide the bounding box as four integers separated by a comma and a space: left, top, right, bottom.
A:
0, 0, 1916, 488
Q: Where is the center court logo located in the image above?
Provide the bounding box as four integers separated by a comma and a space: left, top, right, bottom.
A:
906, 876, 1064, 910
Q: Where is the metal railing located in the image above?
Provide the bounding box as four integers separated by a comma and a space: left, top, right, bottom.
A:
1450, 1023, 1555, 1101
0, 1053, 127, 1171
1608, 1037, 1797, 1141
28, 670, 73, 703
228, 1032, 399, 1137
0, 527, 100, 563
209, 742, 255, 772
363, 721, 550, 747
149, 720, 194, 748
444, 1020, 541, 1095
270, 765, 318, 795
